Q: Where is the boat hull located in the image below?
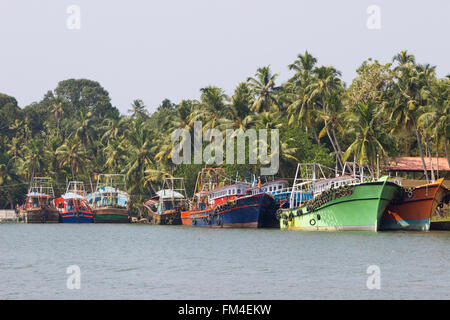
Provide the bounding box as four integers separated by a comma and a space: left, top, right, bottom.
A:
93, 207, 130, 223
60, 212, 94, 223
147, 210, 182, 225
280, 180, 400, 231
26, 207, 60, 223
380, 179, 447, 231
187, 193, 277, 228
181, 210, 192, 226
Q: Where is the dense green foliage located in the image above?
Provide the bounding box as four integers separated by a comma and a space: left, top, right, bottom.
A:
0, 51, 449, 210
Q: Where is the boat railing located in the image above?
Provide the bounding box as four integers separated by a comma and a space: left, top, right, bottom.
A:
267, 186, 293, 195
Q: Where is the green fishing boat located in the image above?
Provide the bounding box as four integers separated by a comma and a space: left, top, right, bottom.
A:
279, 164, 401, 231
87, 174, 130, 223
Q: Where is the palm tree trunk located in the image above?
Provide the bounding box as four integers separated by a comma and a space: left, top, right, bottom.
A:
312, 128, 320, 145
8, 193, 14, 210
426, 139, 435, 183
444, 128, 450, 168
436, 145, 439, 179
325, 125, 343, 171
413, 122, 429, 183
331, 128, 350, 174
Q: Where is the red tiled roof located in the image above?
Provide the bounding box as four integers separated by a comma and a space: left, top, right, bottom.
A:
383, 157, 450, 172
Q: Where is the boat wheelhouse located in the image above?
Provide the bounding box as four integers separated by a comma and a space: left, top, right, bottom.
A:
247, 179, 291, 208
56, 181, 94, 223
143, 177, 190, 225
208, 182, 249, 205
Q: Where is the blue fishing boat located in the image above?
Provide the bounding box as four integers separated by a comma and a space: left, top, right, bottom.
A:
56, 181, 94, 223
247, 178, 313, 208
182, 168, 278, 228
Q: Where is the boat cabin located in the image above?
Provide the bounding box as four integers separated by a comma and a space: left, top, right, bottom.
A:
87, 186, 129, 209
247, 179, 290, 196
26, 192, 54, 210
146, 189, 187, 214
25, 178, 56, 210
312, 175, 357, 196
262, 179, 289, 194
55, 193, 91, 214
208, 183, 249, 205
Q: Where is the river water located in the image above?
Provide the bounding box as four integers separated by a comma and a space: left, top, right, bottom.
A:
1, 224, 449, 299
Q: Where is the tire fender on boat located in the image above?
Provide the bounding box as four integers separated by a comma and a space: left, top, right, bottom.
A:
276, 209, 282, 220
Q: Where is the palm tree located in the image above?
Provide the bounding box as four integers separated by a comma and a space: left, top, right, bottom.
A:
316, 91, 346, 160
418, 78, 450, 168
56, 140, 88, 180
122, 120, 156, 196
128, 99, 148, 119
103, 139, 127, 171
305, 66, 345, 169
190, 86, 229, 139
220, 83, 255, 131
154, 134, 175, 167
392, 50, 415, 67
19, 138, 50, 179
247, 66, 280, 112
343, 102, 386, 174
0, 159, 21, 209
71, 111, 95, 152
51, 100, 64, 137
101, 117, 127, 143
288, 50, 317, 81
169, 100, 196, 132
7, 137, 24, 165
387, 53, 433, 182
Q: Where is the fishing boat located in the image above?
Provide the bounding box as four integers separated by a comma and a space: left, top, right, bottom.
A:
55, 181, 94, 223
247, 178, 313, 209
87, 174, 130, 223
380, 178, 449, 231
279, 163, 402, 231
143, 177, 190, 225
25, 177, 59, 223
182, 168, 278, 228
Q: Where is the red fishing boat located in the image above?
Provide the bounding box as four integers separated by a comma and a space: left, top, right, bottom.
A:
55, 181, 94, 223
25, 177, 59, 223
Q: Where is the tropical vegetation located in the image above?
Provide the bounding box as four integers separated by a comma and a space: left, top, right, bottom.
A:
0, 51, 448, 214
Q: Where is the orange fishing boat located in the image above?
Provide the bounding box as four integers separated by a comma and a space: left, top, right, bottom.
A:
380, 178, 448, 231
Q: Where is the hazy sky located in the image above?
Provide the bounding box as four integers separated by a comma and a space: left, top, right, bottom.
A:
1, 0, 449, 114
